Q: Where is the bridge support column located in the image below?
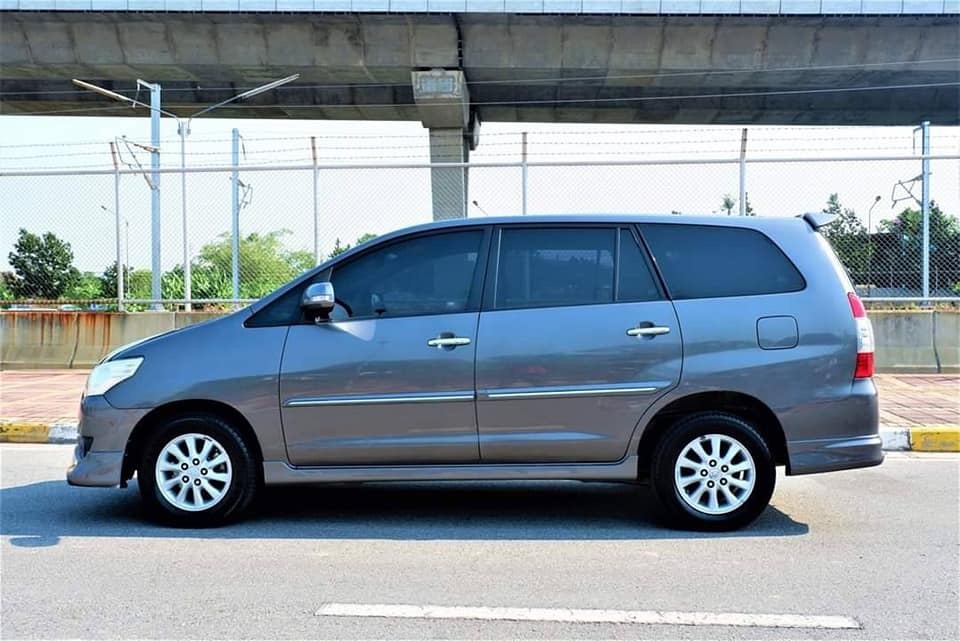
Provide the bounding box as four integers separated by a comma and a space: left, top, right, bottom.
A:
428, 128, 469, 221
412, 69, 477, 221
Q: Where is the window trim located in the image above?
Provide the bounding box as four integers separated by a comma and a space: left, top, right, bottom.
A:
636, 222, 807, 301
483, 223, 664, 312
619, 225, 669, 303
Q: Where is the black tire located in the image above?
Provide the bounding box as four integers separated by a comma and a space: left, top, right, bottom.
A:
650, 412, 775, 532
137, 413, 259, 527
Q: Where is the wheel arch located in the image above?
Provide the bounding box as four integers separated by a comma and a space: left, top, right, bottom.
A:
121, 399, 264, 484
635, 391, 788, 480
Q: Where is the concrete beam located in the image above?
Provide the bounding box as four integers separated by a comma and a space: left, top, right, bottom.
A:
1, 12, 957, 125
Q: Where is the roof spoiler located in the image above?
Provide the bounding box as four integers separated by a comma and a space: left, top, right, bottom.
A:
801, 212, 838, 230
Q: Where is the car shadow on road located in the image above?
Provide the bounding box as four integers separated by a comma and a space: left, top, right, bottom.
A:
1, 479, 808, 547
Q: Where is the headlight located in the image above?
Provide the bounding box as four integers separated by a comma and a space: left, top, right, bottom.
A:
85, 357, 144, 397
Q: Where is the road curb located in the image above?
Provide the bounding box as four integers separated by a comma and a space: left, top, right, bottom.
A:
2, 421, 957, 452
0, 421, 80, 444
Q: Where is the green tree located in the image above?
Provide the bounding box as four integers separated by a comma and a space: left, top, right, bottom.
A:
163, 230, 315, 301
718, 194, 754, 216
328, 238, 350, 259
821, 194, 871, 281
99, 262, 128, 299
0, 272, 14, 301
328, 233, 378, 260
879, 202, 960, 291
6, 229, 79, 299
721, 194, 736, 216
100, 263, 154, 301
64, 272, 104, 300
879, 201, 960, 246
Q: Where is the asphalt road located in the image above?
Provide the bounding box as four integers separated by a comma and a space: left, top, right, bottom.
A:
1, 444, 958, 640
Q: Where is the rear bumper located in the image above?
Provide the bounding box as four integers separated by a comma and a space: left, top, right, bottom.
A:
785, 378, 882, 475
785, 433, 884, 475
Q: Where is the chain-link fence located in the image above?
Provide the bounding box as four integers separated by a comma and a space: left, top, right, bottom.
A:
1, 155, 958, 309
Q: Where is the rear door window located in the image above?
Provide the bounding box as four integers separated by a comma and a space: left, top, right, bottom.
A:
492, 226, 663, 310
495, 228, 615, 309
640, 223, 805, 299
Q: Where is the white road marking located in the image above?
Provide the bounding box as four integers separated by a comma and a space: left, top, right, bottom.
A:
315, 603, 861, 630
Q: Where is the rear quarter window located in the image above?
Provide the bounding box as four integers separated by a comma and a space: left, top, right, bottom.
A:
640, 223, 805, 299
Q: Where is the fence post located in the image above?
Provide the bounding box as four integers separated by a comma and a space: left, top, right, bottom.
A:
149, 82, 162, 310
739, 128, 748, 216
312, 136, 319, 265
180, 123, 191, 312
110, 142, 124, 312
521, 132, 528, 216
921, 120, 931, 300
231, 128, 241, 304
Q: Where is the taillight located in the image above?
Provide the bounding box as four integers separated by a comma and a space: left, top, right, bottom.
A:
848, 292, 874, 379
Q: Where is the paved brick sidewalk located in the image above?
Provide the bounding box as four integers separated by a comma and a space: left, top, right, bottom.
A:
1, 369, 956, 428
1, 370, 88, 423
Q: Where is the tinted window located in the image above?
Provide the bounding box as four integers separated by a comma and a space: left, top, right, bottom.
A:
618, 229, 662, 302
331, 230, 482, 318
245, 284, 305, 327
495, 228, 615, 309
640, 224, 805, 299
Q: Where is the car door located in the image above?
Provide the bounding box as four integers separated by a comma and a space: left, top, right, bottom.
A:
475, 225, 682, 463
279, 227, 489, 466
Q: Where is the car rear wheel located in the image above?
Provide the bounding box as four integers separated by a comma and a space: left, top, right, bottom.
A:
138, 414, 258, 527
650, 412, 775, 531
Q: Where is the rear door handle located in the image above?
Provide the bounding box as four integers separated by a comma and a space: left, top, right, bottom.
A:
427, 336, 472, 348
627, 326, 671, 337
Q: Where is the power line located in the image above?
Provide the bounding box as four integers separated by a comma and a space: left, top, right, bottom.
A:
6, 80, 955, 117
3, 127, 956, 151
1, 56, 957, 97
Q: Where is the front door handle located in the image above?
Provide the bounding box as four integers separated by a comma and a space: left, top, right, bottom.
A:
427, 336, 472, 348
627, 325, 671, 337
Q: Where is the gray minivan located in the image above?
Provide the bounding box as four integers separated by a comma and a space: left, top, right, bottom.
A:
68, 214, 882, 530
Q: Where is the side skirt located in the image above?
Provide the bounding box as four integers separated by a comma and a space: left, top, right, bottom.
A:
262, 456, 639, 485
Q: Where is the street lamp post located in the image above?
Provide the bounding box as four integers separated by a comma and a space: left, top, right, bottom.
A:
866, 195, 882, 294
101, 205, 130, 297
73, 75, 300, 310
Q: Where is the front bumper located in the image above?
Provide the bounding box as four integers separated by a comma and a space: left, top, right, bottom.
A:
67, 445, 125, 487
65, 394, 148, 487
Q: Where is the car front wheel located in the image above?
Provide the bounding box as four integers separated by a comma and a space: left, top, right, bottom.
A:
138, 414, 258, 527
650, 412, 775, 531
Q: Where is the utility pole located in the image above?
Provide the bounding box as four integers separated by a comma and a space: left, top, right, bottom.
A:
920, 120, 931, 300
148, 81, 162, 309
312, 135, 319, 265
521, 132, 528, 216
109, 142, 124, 311
74, 74, 300, 309
232, 128, 241, 302
739, 128, 748, 216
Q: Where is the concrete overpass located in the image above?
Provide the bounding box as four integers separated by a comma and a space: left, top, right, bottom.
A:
1, 1, 958, 217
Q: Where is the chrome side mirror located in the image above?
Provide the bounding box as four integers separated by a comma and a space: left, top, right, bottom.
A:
301, 282, 335, 314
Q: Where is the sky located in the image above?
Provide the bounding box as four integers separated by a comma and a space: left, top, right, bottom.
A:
1, 115, 958, 274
